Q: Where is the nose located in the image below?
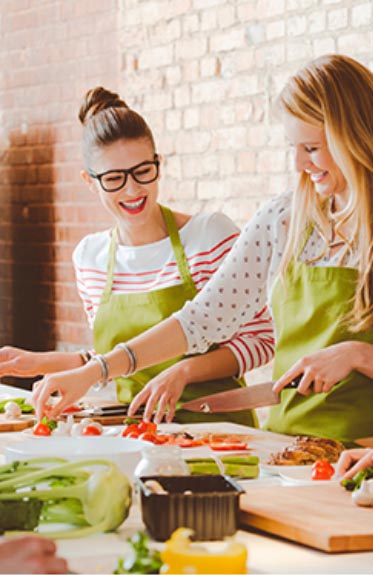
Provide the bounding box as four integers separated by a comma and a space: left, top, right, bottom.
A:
293, 147, 312, 173
124, 175, 141, 197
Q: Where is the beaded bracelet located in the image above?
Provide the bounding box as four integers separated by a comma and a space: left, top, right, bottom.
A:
115, 343, 138, 376
90, 354, 110, 392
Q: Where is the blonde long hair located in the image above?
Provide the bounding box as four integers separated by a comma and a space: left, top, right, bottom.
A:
278, 54, 373, 332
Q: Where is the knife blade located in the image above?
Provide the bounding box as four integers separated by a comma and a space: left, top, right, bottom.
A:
180, 376, 302, 413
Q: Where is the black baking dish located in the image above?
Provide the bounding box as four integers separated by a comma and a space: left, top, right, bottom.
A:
138, 474, 244, 541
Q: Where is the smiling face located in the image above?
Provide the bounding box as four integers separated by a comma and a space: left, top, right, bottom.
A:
82, 138, 164, 245
283, 114, 348, 208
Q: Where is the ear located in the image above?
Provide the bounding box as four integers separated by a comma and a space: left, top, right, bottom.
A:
81, 170, 98, 195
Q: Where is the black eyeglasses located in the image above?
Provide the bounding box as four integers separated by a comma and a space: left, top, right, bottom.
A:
88, 154, 160, 193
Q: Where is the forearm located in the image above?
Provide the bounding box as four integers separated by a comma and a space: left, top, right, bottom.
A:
176, 347, 240, 385
86, 317, 189, 381
353, 341, 373, 379
35, 351, 85, 374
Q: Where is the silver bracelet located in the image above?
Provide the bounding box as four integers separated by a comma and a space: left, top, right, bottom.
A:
115, 343, 137, 376
79, 349, 92, 365
90, 354, 109, 391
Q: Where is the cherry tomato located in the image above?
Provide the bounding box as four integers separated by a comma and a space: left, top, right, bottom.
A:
81, 425, 102, 436
138, 420, 157, 434
33, 423, 51, 436
121, 424, 140, 437
311, 459, 335, 480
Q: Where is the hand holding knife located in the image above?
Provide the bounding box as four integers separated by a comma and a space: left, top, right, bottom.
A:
180, 374, 304, 414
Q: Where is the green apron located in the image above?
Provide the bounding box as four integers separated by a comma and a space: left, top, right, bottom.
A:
266, 234, 373, 445
93, 205, 257, 426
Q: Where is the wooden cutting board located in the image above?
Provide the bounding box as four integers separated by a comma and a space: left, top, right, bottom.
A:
0, 413, 35, 432
240, 483, 373, 553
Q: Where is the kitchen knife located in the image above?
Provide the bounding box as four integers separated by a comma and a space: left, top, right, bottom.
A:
180, 375, 302, 413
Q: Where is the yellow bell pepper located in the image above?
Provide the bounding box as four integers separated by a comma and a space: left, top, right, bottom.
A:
160, 528, 248, 574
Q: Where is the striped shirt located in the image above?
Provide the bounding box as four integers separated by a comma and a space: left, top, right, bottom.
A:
73, 211, 275, 376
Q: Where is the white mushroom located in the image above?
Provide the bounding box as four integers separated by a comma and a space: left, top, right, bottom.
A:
352, 479, 373, 507
4, 401, 22, 420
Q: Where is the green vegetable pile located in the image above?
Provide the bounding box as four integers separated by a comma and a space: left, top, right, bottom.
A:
0, 458, 132, 538
0, 397, 34, 413
114, 531, 162, 574
341, 467, 373, 491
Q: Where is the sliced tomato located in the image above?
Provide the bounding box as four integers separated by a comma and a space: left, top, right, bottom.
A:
125, 431, 141, 439
209, 442, 248, 451
121, 424, 140, 437
138, 420, 157, 434
81, 425, 102, 436
154, 434, 169, 445
138, 432, 158, 443
62, 405, 82, 414
33, 423, 51, 436
173, 438, 204, 448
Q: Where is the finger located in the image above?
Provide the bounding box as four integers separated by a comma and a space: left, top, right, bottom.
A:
166, 397, 178, 423
313, 378, 324, 394
35, 381, 59, 420
342, 450, 373, 479
143, 392, 160, 422
42, 557, 70, 574
295, 372, 314, 396
128, 388, 150, 417
154, 394, 170, 425
48, 396, 73, 420
273, 369, 301, 393
321, 379, 335, 393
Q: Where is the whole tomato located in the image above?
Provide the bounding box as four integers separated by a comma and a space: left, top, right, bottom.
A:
311, 459, 335, 480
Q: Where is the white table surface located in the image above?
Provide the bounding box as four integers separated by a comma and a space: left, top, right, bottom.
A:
0, 383, 372, 574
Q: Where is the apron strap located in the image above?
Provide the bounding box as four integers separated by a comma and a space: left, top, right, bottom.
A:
101, 206, 196, 303
101, 228, 118, 304
160, 205, 196, 293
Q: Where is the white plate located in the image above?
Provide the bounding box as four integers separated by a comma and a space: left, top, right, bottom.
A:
279, 464, 337, 485
4, 436, 144, 480
260, 463, 309, 476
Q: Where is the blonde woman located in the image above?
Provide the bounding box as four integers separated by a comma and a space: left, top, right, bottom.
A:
33, 55, 373, 445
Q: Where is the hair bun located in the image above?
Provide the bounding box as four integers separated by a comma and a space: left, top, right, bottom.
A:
79, 87, 129, 125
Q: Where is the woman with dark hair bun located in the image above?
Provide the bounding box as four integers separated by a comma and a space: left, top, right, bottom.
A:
0, 86, 274, 425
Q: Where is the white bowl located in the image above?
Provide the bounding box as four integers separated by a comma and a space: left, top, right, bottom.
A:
4, 436, 143, 481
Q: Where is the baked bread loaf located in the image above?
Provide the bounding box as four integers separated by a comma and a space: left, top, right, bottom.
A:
267, 435, 344, 466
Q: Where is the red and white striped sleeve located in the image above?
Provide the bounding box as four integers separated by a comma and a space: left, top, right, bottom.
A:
221, 305, 274, 376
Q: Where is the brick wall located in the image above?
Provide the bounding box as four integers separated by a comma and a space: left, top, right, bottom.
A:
0, 0, 372, 359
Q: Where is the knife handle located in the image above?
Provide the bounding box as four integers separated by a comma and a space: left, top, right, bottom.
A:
284, 373, 304, 389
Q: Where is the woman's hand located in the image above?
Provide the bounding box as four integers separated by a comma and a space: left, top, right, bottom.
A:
0, 346, 44, 377
128, 363, 190, 424
273, 341, 361, 395
335, 448, 373, 479
32, 363, 100, 420
0, 536, 69, 574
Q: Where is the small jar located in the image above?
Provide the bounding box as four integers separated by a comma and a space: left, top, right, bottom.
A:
134, 444, 190, 480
